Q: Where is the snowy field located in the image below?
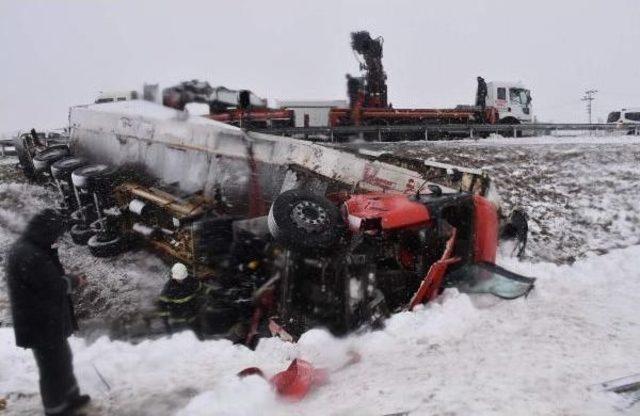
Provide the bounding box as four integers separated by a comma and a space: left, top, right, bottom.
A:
362, 134, 640, 264
1, 135, 640, 415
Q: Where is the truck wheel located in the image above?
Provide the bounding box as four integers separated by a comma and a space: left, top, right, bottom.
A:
32, 145, 70, 173
13, 136, 37, 179
88, 235, 122, 257
71, 164, 118, 193
70, 224, 93, 245
498, 117, 521, 138
268, 189, 342, 251
51, 157, 87, 182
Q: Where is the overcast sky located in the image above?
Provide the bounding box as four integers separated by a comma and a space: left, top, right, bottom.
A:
1, 0, 639, 131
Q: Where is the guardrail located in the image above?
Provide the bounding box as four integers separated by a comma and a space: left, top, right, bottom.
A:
251, 123, 640, 142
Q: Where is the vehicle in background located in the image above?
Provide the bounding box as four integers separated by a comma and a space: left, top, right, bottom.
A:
606, 108, 640, 134
95, 90, 139, 104
484, 81, 533, 124
327, 31, 533, 138
160, 31, 533, 140
277, 100, 348, 128
162, 80, 294, 129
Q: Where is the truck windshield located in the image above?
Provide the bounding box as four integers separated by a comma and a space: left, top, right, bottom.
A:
625, 112, 640, 121
607, 112, 621, 123
509, 89, 530, 106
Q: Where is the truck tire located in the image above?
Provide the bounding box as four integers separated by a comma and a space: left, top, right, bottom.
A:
267, 189, 342, 251
71, 164, 117, 193
13, 136, 37, 179
51, 157, 87, 182
88, 235, 123, 257
70, 224, 93, 245
498, 117, 522, 138
32, 145, 70, 173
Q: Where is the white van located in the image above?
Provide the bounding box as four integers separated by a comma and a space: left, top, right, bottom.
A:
607, 108, 640, 124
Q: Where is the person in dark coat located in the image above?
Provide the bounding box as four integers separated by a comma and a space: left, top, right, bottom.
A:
157, 263, 202, 332
476, 76, 488, 120
5, 209, 90, 416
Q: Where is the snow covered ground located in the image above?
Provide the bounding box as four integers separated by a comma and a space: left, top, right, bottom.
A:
364, 134, 640, 263
1, 135, 639, 415
2, 245, 640, 415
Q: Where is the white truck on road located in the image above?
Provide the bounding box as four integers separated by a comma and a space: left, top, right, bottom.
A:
484, 81, 533, 124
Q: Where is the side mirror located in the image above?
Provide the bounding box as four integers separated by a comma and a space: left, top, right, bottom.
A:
427, 184, 443, 196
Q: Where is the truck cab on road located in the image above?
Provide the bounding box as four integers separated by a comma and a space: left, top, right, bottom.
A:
484, 81, 533, 124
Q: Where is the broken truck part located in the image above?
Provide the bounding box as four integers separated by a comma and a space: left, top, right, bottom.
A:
19, 99, 533, 344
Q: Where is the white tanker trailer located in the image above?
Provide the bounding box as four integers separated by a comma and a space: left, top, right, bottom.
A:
17, 100, 504, 264
67, 100, 491, 209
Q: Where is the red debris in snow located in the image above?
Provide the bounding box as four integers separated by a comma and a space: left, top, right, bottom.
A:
270, 359, 327, 401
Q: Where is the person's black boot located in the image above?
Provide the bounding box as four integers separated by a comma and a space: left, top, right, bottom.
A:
68, 394, 91, 411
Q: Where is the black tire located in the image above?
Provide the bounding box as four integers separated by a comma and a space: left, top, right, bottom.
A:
70, 224, 93, 245
267, 189, 342, 251
13, 136, 36, 178
71, 164, 118, 193
32, 145, 70, 173
498, 117, 521, 138
87, 235, 122, 257
50, 157, 87, 182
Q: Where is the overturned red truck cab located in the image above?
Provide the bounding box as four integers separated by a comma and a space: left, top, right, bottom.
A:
263, 187, 532, 342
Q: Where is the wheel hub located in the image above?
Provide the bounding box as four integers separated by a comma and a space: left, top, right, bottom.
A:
290, 200, 329, 233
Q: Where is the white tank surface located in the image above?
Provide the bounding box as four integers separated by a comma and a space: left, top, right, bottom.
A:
68, 101, 487, 213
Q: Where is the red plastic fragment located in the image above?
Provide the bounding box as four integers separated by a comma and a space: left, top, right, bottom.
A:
270, 359, 318, 401
408, 227, 460, 309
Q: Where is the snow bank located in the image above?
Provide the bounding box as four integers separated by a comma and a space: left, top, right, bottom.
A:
2, 245, 639, 415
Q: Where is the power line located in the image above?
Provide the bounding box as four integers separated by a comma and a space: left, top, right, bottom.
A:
581, 89, 598, 123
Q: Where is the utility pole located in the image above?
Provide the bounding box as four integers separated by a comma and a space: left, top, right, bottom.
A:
581, 89, 598, 124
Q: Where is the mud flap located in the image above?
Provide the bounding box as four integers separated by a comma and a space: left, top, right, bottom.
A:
447, 262, 535, 299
